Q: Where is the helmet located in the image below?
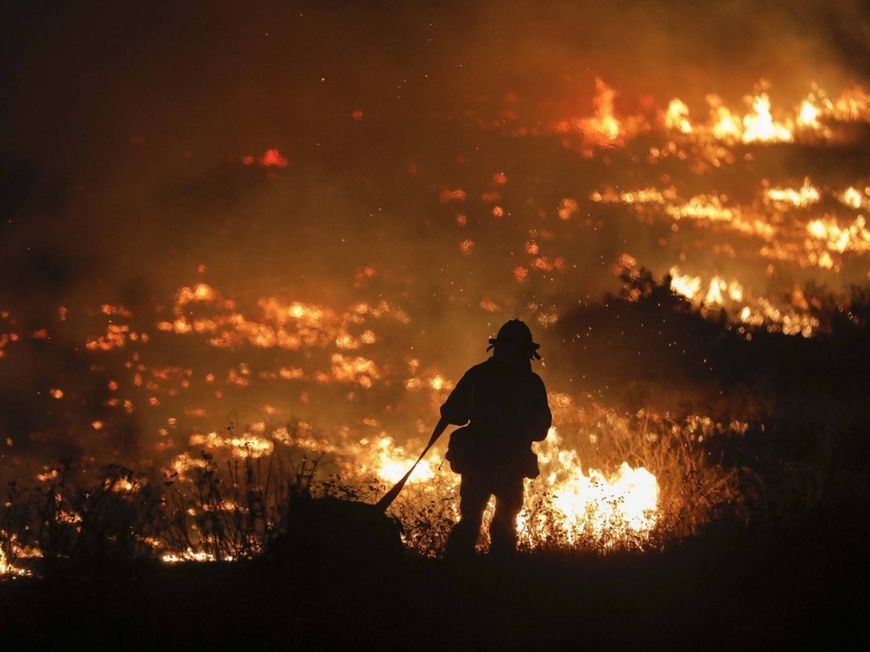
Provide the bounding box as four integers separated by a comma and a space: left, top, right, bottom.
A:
486, 319, 541, 360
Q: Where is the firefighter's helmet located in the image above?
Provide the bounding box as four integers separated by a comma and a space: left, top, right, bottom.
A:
486, 319, 541, 360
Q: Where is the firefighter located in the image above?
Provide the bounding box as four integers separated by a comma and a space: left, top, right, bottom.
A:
441, 320, 551, 558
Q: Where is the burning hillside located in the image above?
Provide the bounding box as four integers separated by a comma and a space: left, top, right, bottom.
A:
0, 2, 869, 573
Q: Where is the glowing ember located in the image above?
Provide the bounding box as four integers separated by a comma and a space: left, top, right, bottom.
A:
259, 148, 288, 168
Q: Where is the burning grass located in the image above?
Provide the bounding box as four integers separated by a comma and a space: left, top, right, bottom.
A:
3, 279, 868, 576
0, 64, 866, 580
1, 8, 868, 645
0, 405, 746, 577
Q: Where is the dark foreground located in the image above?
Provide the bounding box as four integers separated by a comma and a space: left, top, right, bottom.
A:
2, 507, 867, 651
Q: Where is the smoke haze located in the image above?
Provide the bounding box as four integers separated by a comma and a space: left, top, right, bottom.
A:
0, 1, 867, 475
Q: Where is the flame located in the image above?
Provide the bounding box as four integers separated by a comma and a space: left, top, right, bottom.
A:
518, 428, 658, 546
664, 99, 693, 133
157, 289, 408, 360
360, 425, 659, 548
669, 267, 817, 337
838, 187, 870, 211
709, 97, 742, 140
665, 194, 736, 222
3, 75, 868, 565
651, 83, 870, 146
161, 549, 233, 563
669, 271, 702, 300
590, 187, 672, 205
828, 85, 870, 121
187, 427, 275, 459
551, 81, 868, 151
765, 178, 820, 208
797, 99, 820, 128
0, 547, 32, 578
806, 216, 870, 255
243, 417, 663, 549
370, 437, 436, 485
737, 298, 819, 337
582, 78, 623, 144
557, 78, 625, 147
0, 531, 41, 577
742, 93, 793, 143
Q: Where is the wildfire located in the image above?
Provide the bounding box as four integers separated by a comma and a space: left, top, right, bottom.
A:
551, 79, 869, 151
590, 187, 673, 205
581, 78, 623, 145
188, 430, 275, 458
797, 99, 821, 129
664, 99, 693, 133
741, 93, 793, 143
806, 216, 870, 255
0, 532, 39, 578
765, 178, 821, 208
354, 424, 660, 548
364, 435, 437, 485
2, 70, 867, 568
668, 267, 819, 337
0, 548, 31, 578
556, 78, 627, 147
157, 287, 409, 363
669, 269, 747, 307
517, 428, 658, 547
838, 187, 870, 211
161, 549, 233, 564
160, 413, 664, 556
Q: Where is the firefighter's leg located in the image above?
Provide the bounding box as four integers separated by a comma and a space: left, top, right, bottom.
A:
444, 474, 489, 559
490, 476, 524, 556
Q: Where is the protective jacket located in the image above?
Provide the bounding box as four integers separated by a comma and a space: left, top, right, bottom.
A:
441, 356, 551, 479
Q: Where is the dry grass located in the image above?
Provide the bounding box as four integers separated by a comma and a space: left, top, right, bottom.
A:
0, 399, 862, 573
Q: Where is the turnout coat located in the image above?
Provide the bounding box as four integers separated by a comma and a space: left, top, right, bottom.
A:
441, 357, 551, 479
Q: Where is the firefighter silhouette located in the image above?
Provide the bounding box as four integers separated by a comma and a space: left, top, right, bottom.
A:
441, 320, 551, 557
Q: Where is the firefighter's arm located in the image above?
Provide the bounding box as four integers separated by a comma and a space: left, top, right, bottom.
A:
529, 375, 552, 441
439, 371, 473, 426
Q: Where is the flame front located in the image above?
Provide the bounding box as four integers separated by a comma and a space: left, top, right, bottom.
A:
522, 429, 659, 547
358, 426, 660, 549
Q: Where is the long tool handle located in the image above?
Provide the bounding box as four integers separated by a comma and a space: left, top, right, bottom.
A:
375, 418, 448, 512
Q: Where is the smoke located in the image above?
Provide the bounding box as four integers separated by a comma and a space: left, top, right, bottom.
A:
0, 1, 867, 474
1, 1, 866, 289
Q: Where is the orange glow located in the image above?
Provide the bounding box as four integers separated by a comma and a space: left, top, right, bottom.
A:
259, 148, 288, 167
